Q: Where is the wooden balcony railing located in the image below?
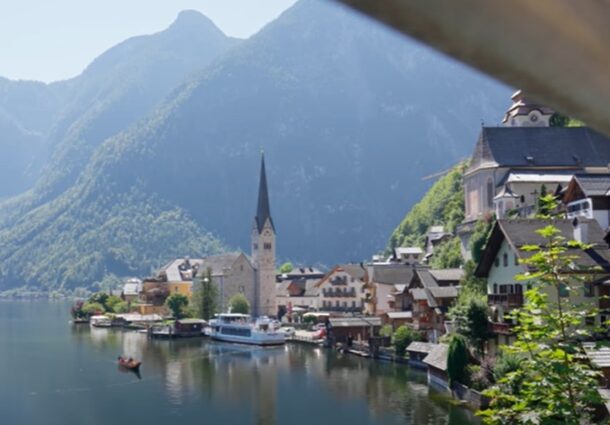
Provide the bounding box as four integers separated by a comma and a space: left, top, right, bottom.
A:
489, 321, 514, 335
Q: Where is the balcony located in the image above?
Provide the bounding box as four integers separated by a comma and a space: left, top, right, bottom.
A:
488, 293, 523, 308
489, 321, 514, 335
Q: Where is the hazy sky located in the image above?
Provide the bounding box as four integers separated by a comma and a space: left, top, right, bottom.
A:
0, 0, 298, 83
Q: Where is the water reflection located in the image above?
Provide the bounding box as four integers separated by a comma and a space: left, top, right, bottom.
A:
70, 326, 478, 425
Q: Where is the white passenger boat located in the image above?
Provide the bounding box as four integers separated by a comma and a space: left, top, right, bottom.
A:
90, 315, 112, 328
210, 314, 285, 346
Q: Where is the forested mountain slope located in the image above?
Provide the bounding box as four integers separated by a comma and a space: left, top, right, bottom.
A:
0, 0, 510, 291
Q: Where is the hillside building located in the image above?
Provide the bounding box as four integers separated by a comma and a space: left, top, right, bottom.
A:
458, 91, 610, 259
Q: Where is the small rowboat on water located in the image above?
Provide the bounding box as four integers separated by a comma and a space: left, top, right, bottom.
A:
117, 356, 141, 370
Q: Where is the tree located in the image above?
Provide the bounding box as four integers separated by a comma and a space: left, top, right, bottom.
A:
165, 293, 189, 319
88, 292, 109, 310
113, 301, 130, 313
393, 325, 421, 357
459, 260, 486, 294
105, 295, 123, 312
279, 262, 293, 273
449, 290, 490, 356
480, 195, 603, 424
447, 334, 469, 386
82, 302, 105, 316
470, 216, 494, 264
192, 267, 218, 320
228, 293, 250, 314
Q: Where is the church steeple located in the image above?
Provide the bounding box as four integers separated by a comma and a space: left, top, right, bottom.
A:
255, 153, 274, 234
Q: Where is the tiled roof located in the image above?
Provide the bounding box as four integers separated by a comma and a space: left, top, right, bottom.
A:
573, 174, 610, 197
423, 344, 449, 371
407, 341, 436, 354
329, 317, 382, 328
371, 264, 415, 285
416, 269, 439, 288
429, 286, 459, 299
469, 127, 610, 172
429, 269, 464, 282
476, 218, 610, 277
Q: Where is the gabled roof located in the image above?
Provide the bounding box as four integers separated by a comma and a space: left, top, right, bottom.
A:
395, 247, 423, 255
475, 218, 610, 277
468, 127, 610, 173
315, 264, 367, 287
429, 269, 464, 283
370, 264, 415, 285
407, 341, 437, 354
415, 269, 439, 288
423, 344, 449, 371
571, 174, 610, 197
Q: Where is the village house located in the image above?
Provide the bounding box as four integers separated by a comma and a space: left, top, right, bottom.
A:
475, 218, 610, 351
424, 225, 453, 257
327, 316, 382, 345
316, 264, 368, 314
458, 91, 610, 259
276, 276, 321, 314
563, 174, 610, 231
367, 263, 462, 340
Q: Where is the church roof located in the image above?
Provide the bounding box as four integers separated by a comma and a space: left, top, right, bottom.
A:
468, 127, 610, 174
255, 153, 274, 233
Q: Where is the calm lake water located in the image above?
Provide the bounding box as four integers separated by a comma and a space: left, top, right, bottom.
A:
0, 301, 479, 425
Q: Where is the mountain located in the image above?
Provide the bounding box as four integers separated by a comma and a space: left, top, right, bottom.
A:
0, 0, 511, 292
0, 10, 239, 207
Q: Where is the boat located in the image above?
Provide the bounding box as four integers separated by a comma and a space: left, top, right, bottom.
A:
117, 356, 141, 370
90, 315, 112, 328
210, 314, 285, 346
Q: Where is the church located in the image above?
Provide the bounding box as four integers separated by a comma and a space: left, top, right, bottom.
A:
142, 154, 277, 317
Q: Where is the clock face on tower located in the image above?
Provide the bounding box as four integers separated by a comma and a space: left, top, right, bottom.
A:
263, 229, 272, 237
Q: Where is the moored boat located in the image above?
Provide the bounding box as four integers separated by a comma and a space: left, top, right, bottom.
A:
90, 315, 112, 328
210, 314, 285, 346
118, 356, 141, 370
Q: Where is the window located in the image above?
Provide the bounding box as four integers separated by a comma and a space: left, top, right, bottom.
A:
503, 253, 508, 267
514, 255, 519, 266
584, 283, 595, 298
559, 283, 569, 298
335, 301, 340, 307
352, 301, 356, 308
585, 316, 595, 327
253, 243, 258, 250
515, 284, 522, 294
486, 178, 494, 208
264, 242, 272, 250
493, 283, 498, 294
494, 257, 499, 267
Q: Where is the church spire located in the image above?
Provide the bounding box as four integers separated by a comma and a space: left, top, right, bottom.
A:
255, 152, 274, 233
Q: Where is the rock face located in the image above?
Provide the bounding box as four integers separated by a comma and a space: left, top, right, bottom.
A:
0, 0, 511, 291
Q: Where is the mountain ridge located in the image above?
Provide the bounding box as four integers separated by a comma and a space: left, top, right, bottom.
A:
0, 0, 511, 292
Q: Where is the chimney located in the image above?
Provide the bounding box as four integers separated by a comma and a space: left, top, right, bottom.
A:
572, 217, 589, 243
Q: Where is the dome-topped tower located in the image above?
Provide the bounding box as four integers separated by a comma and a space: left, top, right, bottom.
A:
502, 90, 554, 127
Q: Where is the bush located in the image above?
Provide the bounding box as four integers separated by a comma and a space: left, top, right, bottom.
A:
228, 293, 250, 314
492, 352, 523, 383
105, 295, 123, 312
113, 301, 130, 313
380, 324, 393, 337
468, 364, 492, 391
82, 302, 105, 316
393, 325, 421, 357
447, 334, 469, 385
165, 293, 189, 319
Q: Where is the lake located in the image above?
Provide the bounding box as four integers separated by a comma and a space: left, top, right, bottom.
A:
0, 301, 479, 425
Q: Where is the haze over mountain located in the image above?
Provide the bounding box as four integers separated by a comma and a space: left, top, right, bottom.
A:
0, 0, 511, 292
0, 10, 239, 202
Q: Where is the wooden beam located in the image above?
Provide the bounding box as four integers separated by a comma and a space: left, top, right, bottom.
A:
336, 0, 610, 136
